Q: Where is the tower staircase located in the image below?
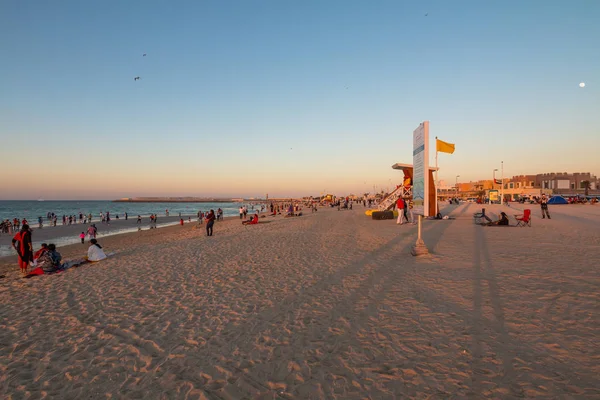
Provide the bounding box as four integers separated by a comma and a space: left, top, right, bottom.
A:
377, 185, 412, 211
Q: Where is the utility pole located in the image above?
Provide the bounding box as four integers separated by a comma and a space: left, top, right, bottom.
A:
501, 161, 504, 205
455, 175, 460, 198
492, 169, 498, 204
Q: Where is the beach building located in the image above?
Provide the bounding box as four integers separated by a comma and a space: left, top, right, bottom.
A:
500, 175, 546, 201
454, 180, 495, 200
501, 172, 598, 200
533, 172, 598, 195
454, 171, 599, 202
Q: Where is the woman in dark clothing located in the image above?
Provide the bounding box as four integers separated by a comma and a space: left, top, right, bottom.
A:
205, 210, 216, 236
12, 224, 33, 275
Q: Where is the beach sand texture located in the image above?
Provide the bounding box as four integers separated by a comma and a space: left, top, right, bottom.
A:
1, 204, 599, 398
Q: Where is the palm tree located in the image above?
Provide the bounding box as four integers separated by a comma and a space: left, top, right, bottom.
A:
581, 180, 591, 196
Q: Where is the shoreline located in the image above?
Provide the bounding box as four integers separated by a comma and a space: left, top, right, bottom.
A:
0, 213, 205, 254
0, 212, 258, 276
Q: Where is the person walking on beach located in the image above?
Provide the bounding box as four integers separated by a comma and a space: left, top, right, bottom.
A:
87, 225, 96, 240
206, 209, 216, 236
125, 212, 128, 220
12, 224, 33, 275
137, 215, 142, 224
540, 194, 551, 219
80, 232, 86, 244
239, 206, 244, 219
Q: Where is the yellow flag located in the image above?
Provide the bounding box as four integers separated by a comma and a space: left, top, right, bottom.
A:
436, 139, 455, 154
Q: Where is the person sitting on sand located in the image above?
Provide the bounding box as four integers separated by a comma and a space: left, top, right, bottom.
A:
33, 243, 49, 261
37, 244, 62, 273
486, 212, 510, 226
242, 213, 259, 225
87, 239, 107, 262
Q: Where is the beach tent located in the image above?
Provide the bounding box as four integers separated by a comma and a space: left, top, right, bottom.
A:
548, 195, 568, 205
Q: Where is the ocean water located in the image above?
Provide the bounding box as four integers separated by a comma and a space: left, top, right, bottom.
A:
0, 200, 254, 223
0, 200, 265, 257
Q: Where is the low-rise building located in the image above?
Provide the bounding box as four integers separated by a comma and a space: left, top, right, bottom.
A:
502, 172, 598, 199
535, 172, 597, 195
443, 171, 598, 202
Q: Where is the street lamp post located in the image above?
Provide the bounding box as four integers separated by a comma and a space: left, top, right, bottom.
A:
492, 169, 498, 204
455, 175, 460, 199
501, 161, 504, 205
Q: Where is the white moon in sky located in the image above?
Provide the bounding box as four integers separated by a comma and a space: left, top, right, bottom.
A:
579, 82, 585, 88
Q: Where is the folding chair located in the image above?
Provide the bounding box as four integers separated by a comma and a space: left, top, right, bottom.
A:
473, 208, 492, 225
515, 209, 531, 227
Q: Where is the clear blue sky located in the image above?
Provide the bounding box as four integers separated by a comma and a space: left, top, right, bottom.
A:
1, 0, 598, 199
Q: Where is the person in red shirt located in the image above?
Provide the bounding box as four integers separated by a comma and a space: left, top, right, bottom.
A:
12, 224, 33, 275
396, 198, 407, 225
242, 213, 259, 225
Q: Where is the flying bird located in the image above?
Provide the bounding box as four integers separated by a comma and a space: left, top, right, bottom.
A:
134, 76, 140, 81
143, 53, 146, 57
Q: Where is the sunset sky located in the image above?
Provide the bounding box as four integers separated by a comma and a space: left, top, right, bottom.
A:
1, 0, 599, 200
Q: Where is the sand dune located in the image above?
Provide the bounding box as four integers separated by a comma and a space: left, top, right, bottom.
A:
1, 204, 599, 398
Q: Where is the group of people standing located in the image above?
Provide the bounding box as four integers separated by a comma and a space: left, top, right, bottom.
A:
1, 218, 27, 235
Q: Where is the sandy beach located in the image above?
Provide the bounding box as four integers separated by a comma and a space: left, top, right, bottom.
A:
0, 214, 217, 256
1, 203, 599, 398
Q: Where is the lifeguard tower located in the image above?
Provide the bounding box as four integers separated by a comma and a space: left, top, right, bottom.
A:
376, 163, 438, 216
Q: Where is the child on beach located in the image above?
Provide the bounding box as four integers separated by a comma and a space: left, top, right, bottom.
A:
80, 232, 85, 244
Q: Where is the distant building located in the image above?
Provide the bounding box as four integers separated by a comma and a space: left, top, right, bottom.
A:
438, 171, 597, 202
454, 180, 496, 199
535, 172, 597, 194
502, 172, 598, 199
